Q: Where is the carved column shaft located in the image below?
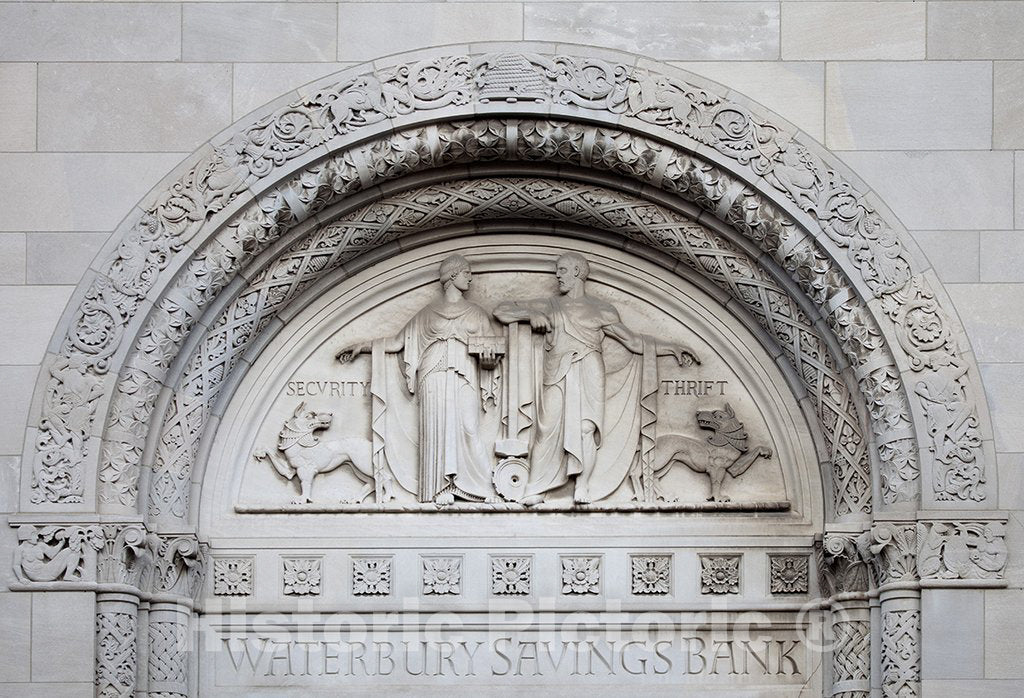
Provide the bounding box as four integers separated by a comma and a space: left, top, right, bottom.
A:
830, 597, 871, 698
820, 532, 873, 697
96, 592, 140, 698
147, 602, 191, 698
868, 522, 921, 698
878, 589, 920, 698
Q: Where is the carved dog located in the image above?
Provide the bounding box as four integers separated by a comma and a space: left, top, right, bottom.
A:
254, 402, 391, 504
638, 403, 772, 502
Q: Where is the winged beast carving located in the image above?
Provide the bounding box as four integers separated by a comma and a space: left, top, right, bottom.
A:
640, 404, 772, 502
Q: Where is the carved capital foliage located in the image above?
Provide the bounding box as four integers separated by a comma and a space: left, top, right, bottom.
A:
150, 534, 207, 600
29, 50, 985, 515
96, 523, 151, 587
818, 532, 871, 597
917, 520, 1007, 582
867, 522, 918, 587
10, 523, 206, 601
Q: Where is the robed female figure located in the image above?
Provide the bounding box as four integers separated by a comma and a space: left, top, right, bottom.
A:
338, 255, 500, 504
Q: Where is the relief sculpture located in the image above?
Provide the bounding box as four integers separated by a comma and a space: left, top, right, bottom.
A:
492, 252, 698, 505
337, 254, 502, 505
254, 403, 390, 504
251, 250, 783, 510
645, 404, 772, 502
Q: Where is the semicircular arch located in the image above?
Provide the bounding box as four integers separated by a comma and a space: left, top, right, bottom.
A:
22, 44, 990, 526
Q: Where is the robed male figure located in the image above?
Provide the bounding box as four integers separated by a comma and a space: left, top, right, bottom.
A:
494, 252, 698, 505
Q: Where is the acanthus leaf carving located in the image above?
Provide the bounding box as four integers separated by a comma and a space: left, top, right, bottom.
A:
96, 524, 151, 588
866, 522, 918, 587
818, 532, 872, 597
150, 534, 207, 600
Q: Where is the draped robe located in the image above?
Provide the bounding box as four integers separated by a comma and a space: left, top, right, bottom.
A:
522, 295, 658, 500
372, 299, 499, 502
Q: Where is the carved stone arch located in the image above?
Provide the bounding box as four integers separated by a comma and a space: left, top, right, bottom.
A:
148, 171, 869, 527
11, 44, 1007, 698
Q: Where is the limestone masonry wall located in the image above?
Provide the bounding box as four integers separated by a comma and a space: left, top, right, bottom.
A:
0, 2, 1022, 695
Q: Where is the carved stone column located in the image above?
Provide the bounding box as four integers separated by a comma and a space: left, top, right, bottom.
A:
867, 521, 920, 698
820, 531, 872, 698
145, 534, 206, 698
95, 524, 151, 698
96, 593, 141, 698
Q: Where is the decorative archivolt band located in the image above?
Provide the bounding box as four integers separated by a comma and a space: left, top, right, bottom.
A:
28, 50, 983, 512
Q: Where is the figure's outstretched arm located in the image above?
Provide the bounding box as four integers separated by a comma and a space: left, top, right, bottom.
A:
336, 332, 404, 363
494, 299, 552, 333
603, 322, 644, 354
604, 322, 700, 366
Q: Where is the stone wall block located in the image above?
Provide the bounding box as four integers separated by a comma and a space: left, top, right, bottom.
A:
524, 2, 780, 60
672, 61, 824, 140
0, 233, 26, 285
980, 364, 1024, 453
0, 153, 189, 232
0, 366, 37, 456
985, 590, 1024, 677
38, 64, 233, 153
1016, 153, 1024, 230
0, 286, 74, 365
25, 232, 111, 286
782, 1, 925, 60
0, 4, 180, 62
233, 62, 353, 120
0, 63, 36, 151
929, 2, 1024, 59
826, 62, 991, 151
0, 456, 20, 512
838, 151, 1014, 230
908, 230, 979, 284
339, 3, 523, 62
183, 3, 338, 62
994, 62, 1024, 150
921, 589, 984, 679
980, 231, 1024, 283
0, 592, 31, 682
31, 591, 95, 683
946, 284, 1024, 363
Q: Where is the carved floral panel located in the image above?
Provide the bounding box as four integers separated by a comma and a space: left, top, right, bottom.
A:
213, 557, 254, 596
631, 555, 672, 595
282, 557, 322, 596
422, 556, 461, 596
491, 556, 532, 595
352, 556, 392, 596
561, 556, 601, 595
701, 555, 741, 595
769, 555, 809, 594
